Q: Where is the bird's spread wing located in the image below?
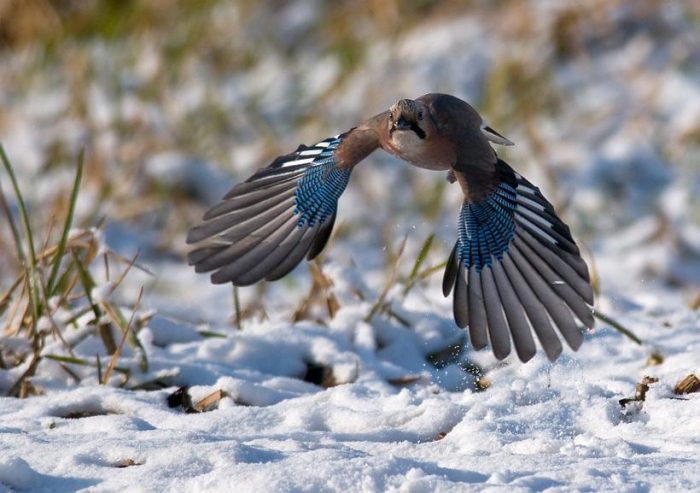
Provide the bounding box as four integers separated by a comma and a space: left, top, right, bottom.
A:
443, 160, 594, 362
187, 128, 378, 285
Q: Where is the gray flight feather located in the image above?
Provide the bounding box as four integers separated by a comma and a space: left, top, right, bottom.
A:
221, 167, 307, 199
492, 260, 536, 362
517, 229, 594, 304
193, 212, 294, 273
514, 214, 580, 256
513, 234, 593, 330
453, 263, 469, 328
265, 224, 321, 281
501, 253, 563, 361
480, 266, 511, 360
188, 246, 221, 266
187, 192, 296, 244
443, 242, 459, 297
203, 179, 298, 220
467, 266, 489, 350
510, 240, 586, 350
235, 224, 309, 285
210, 215, 300, 284
218, 196, 297, 243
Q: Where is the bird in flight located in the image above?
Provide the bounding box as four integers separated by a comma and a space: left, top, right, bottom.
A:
187, 93, 594, 363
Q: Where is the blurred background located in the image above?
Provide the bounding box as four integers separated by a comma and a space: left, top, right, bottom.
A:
1, 0, 700, 323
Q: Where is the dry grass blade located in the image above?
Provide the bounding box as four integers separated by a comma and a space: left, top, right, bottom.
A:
3, 282, 29, 336
105, 249, 154, 276
108, 249, 142, 296
7, 351, 42, 398
311, 260, 340, 319
292, 260, 339, 322
579, 240, 599, 298
36, 301, 74, 357
365, 234, 407, 322
45, 354, 130, 375
0, 275, 24, 319
101, 286, 143, 385
102, 299, 148, 372
71, 249, 116, 353
194, 389, 227, 412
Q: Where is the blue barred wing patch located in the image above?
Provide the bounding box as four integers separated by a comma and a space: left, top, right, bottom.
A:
457, 182, 517, 271
293, 136, 351, 227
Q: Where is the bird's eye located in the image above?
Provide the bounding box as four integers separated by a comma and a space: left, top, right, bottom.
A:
417, 111, 424, 120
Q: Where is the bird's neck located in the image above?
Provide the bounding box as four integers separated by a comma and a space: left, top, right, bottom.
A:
335, 126, 380, 170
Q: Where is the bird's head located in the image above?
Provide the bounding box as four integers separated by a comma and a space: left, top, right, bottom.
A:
389, 99, 429, 140
384, 94, 514, 169
387, 96, 515, 146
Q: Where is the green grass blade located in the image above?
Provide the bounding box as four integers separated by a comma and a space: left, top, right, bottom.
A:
47, 149, 84, 295
409, 234, 434, 281
45, 354, 91, 366
45, 353, 129, 374
71, 250, 100, 318
0, 144, 42, 324
0, 165, 26, 266
199, 330, 228, 339
403, 233, 434, 296
592, 309, 643, 345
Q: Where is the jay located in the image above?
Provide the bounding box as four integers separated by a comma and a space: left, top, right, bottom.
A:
187, 93, 594, 363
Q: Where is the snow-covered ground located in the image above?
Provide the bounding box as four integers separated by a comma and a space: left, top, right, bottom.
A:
1, 1, 699, 491
0, 274, 699, 492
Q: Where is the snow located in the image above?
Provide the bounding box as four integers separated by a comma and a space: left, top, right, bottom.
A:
1, 1, 700, 492
1, 265, 698, 491
1, 316, 698, 492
